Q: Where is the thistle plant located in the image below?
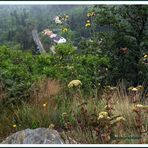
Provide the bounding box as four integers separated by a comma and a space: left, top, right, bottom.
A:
63, 97, 127, 144
61, 112, 73, 131
132, 104, 148, 144
67, 80, 83, 102
103, 86, 117, 116
128, 85, 144, 103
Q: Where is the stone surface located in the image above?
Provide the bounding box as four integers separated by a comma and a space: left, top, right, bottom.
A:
1, 128, 64, 144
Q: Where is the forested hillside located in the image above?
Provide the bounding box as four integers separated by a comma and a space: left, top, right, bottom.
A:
0, 5, 148, 144
0, 5, 88, 48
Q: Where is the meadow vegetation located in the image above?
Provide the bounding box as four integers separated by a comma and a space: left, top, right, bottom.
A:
0, 5, 148, 144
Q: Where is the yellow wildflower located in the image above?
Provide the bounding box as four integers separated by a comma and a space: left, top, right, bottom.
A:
115, 117, 125, 122
43, 103, 47, 107
110, 87, 117, 91
68, 80, 82, 88
85, 23, 91, 27
87, 20, 90, 23
62, 112, 67, 118
132, 104, 143, 111
131, 87, 138, 92
136, 104, 144, 108
87, 12, 95, 17
132, 104, 148, 111
13, 124, 17, 128
62, 28, 68, 32
136, 85, 144, 91
128, 86, 134, 91
49, 123, 55, 129
98, 111, 110, 120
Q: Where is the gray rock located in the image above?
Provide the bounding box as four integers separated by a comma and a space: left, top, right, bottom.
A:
1, 128, 64, 144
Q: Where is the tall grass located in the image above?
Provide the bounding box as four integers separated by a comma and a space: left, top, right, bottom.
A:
0, 80, 147, 144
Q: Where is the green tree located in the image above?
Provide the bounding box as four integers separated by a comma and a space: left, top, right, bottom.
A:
9, 9, 35, 50
93, 5, 148, 85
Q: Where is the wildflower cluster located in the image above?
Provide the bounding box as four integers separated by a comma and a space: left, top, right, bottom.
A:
128, 85, 144, 92
103, 86, 117, 115
98, 111, 110, 120
132, 104, 148, 112
132, 103, 148, 143
49, 123, 55, 129
128, 85, 144, 103
61, 112, 73, 131
95, 110, 126, 143
85, 20, 91, 27
54, 14, 69, 24
61, 14, 69, 21
43, 103, 47, 107
62, 97, 127, 144
85, 12, 96, 28
68, 80, 82, 88
12, 124, 17, 128
62, 28, 68, 32
87, 12, 96, 17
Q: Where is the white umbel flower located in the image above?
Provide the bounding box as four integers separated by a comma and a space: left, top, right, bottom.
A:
68, 80, 82, 88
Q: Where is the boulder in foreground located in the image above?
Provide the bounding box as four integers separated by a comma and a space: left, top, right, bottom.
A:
1, 128, 64, 144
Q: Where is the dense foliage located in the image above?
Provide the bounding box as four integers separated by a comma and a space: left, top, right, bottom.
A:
0, 5, 148, 144
0, 43, 110, 105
